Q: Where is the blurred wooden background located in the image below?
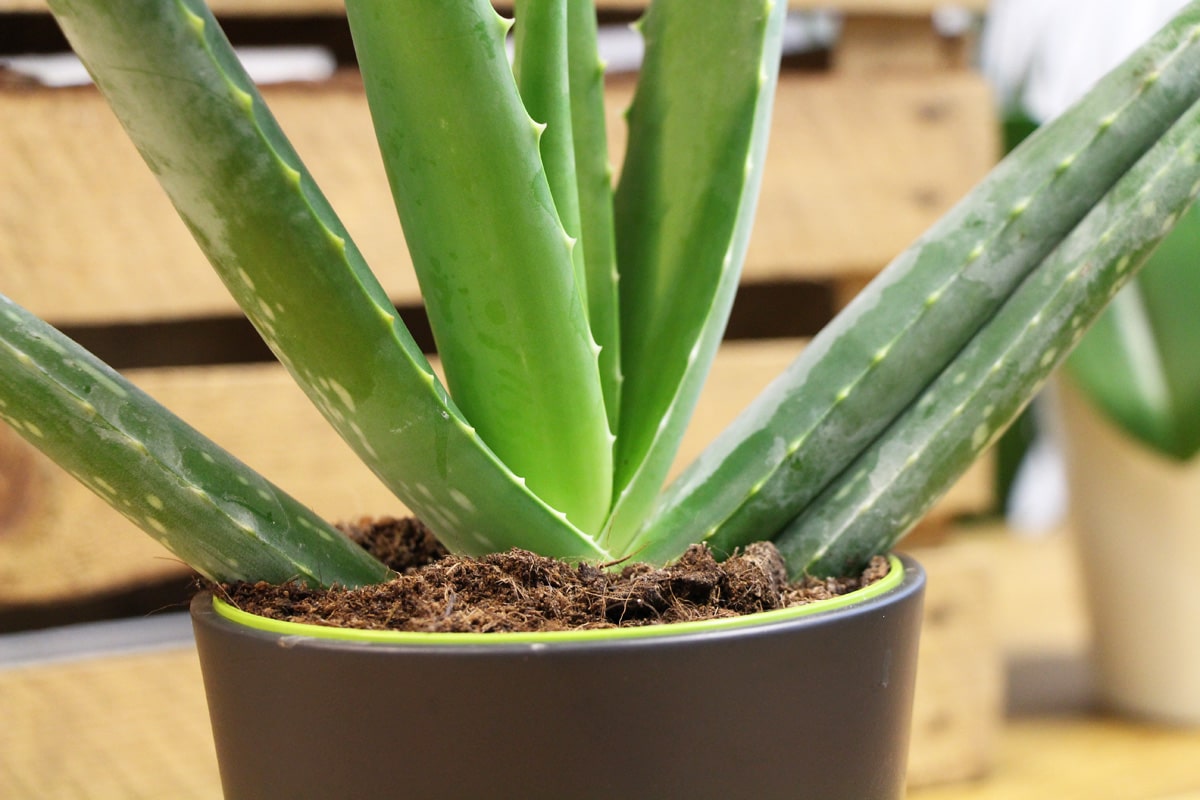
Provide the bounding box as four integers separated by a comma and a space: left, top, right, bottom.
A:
0, 0, 1006, 792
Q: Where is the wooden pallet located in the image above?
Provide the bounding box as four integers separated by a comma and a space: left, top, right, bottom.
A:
0, 1, 997, 607
0, 4, 1002, 787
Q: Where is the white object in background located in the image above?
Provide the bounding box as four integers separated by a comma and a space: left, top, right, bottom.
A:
594, 12, 840, 75
981, 0, 1190, 121
1005, 409, 1068, 534
931, 5, 976, 37
0, 46, 337, 88
1058, 379, 1200, 725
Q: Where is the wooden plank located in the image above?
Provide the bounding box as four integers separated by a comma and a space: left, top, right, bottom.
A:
0, 70, 995, 325
741, 73, 996, 286
987, 525, 1089, 662
0, 648, 221, 799
905, 538, 1003, 787
910, 718, 1200, 799
0, 339, 992, 607
0, 1, 991, 16
0, 77, 415, 325
837, 14, 974, 73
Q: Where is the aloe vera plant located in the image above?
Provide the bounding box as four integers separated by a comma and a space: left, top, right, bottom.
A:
4, 0, 1200, 587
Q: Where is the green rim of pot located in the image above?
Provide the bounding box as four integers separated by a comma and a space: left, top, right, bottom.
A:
212, 554, 905, 645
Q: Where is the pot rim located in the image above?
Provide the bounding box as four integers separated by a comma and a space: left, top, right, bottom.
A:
205, 553, 911, 646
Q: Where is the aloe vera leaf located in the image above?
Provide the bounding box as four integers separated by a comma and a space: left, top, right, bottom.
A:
567, 0, 623, 433
631, 4, 1200, 564
514, 0, 589, 322
346, 0, 613, 535
0, 296, 391, 587
1067, 202, 1200, 460
774, 97, 1200, 576
48, 0, 609, 561
1067, 281, 1176, 451
601, 0, 787, 554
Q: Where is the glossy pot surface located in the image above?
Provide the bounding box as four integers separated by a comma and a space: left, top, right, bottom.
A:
191, 554, 925, 799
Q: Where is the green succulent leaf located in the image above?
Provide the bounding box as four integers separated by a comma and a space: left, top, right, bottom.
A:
0, 295, 391, 588
567, 0, 623, 433
514, 0, 589, 318
346, 0, 614, 536
602, 0, 787, 553
47, 0, 609, 561
633, 4, 1200, 565
776, 95, 1200, 575
1066, 202, 1200, 460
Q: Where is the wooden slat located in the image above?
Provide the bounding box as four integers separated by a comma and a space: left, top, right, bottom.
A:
737, 73, 996, 285
837, 14, 974, 73
910, 718, 1200, 799
905, 538, 1003, 787
0, 77, 412, 324
0, 648, 221, 799
0, 1, 990, 15
0, 339, 992, 607
0, 70, 995, 325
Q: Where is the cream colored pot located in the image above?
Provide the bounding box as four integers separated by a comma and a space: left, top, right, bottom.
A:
1058, 379, 1200, 725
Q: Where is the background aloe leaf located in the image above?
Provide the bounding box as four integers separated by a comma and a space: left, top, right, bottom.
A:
1067, 202, 1200, 460
48, 0, 608, 561
0, 295, 391, 588
346, 0, 613, 535
631, 3, 1200, 564
514, 0, 589, 314
601, 0, 786, 553
775, 96, 1200, 575
567, 0, 623, 433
